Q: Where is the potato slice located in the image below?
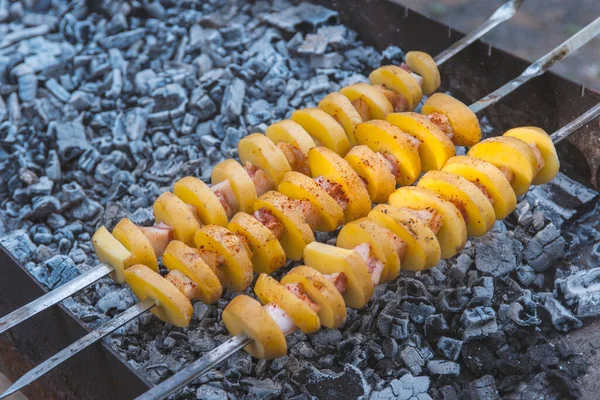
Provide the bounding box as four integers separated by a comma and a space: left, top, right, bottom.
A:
467, 136, 538, 197
405, 51, 441, 96
265, 119, 316, 155
228, 212, 287, 274
504, 126, 559, 185
194, 225, 253, 292
340, 83, 393, 120
238, 133, 292, 185
369, 205, 441, 271
386, 112, 455, 171
308, 146, 371, 222
254, 274, 321, 334
354, 120, 421, 185
281, 266, 347, 329
278, 171, 344, 232
153, 192, 202, 246
422, 93, 481, 147
112, 218, 158, 272
418, 170, 495, 237
254, 191, 314, 261
125, 264, 193, 328
369, 65, 423, 111
162, 241, 223, 304
174, 176, 228, 227
303, 242, 374, 309
337, 218, 401, 283
92, 226, 136, 284
212, 159, 257, 214
442, 156, 517, 220
344, 145, 396, 204
222, 295, 287, 359
318, 92, 363, 146
389, 186, 467, 258
291, 108, 350, 156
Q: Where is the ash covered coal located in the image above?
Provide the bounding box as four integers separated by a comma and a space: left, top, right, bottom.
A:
0, 0, 599, 399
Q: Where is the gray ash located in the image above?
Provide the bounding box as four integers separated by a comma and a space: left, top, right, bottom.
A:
0, 1, 599, 399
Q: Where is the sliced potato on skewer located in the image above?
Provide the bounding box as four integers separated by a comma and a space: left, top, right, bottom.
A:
291, 108, 350, 156
92, 226, 136, 284
504, 126, 559, 185
238, 133, 292, 185
265, 119, 316, 155
112, 218, 159, 272
344, 145, 396, 204
212, 159, 257, 214
318, 92, 363, 146
422, 93, 481, 147
174, 177, 228, 227
125, 264, 193, 328
405, 51, 441, 96
369, 65, 423, 111
154, 192, 201, 247
222, 295, 287, 359
340, 83, 394, 120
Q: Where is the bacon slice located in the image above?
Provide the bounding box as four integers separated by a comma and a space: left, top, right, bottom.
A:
351, 97, 371, 121
353, 243, 384, 286
386, 229, 408, 261
244, 161, 275, 197
324, 272, 348, 295
211, 180, 236, 218
400, 63, 411, 72
187, 204, 204, 225
314, 176, 349, 211
253, 207, 284, 240
264, 303, 296, 336
284, 282, 321, 314
529, 143, 546, 172
405, 207, 443, 234
277, 142, 310, 176
498, 166, 515, 184
197, 248, 222, 271
377, 152, 402, 178
428, 112, 454, 141
296, 199, 320, 231
139, 223, 174, 257
166, 270, 202, 300
375, 85, 409, 113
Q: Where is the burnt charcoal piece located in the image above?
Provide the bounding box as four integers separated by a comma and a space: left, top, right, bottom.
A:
11, 63, 38, 102
556, 267, 600, 318
27, 255, 80, 290
0, 229, 36, 262
424, 314, 449, 340
99, 28, 146, 49
469, 375, 499, 400
506, 291, 540, 326
515, 265, 536, 287
437, 337, 463, 362
52, 121, 90, 162
370, 373, 431, 400
221, 78, 245, 122
241, 378, 282, 399
460, 307, 498, 340
523, 223, 566, 272
461, 341, 495, 376
436, 287, 471, 313
377, 303, 410, 339
262, 3, 338, 33
427, 359, 460, 376
96, 288, 135, 314
469, 277, 494, 307
292, 364, 369, 400
29, 195, 60, 220
474, 231, 521, 276
540, 297, 583, 332
400, 346, 425, 375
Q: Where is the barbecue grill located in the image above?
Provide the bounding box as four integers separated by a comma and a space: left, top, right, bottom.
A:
1, 0, 599, 399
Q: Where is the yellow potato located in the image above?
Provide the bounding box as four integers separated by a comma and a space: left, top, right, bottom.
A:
173, 176, 228, 227
153, 192, 202, 246
278, 171, 344, 232
318, 92, 363, 146
254, 191, 315, 261
162, 241, 223, 304
422, 93, 481, 147
389, 186, 467, 258
337, 218, 401, 283
468, 136, 538, 197
442, 156, 517, 220
369, 205, 441, 271
418, 170, 495, 237
238, 133, 292, 185
504, 126, 559, 185
291, 108, 350, 156
194, 225, 253, 292
405, 51, 441, 96
281, 266, 347, 329
125, 264, 193, 328
228, 212, 287, 274
386, 112, 455, 171
354, 120, 421, 186
112, 218, 158, 272
369, 65, 423, 111
92, 226, 136, 284
265, 119, 316, 155
303, 242, 374, 309
344, 145, 396, 204
308, 146, 371, 222
340, 83, 393, 120
212, 159, 257, 214
222, 295, 287, 359
254, 274, 321, 334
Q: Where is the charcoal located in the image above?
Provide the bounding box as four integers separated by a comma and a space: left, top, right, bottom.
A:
29, 195, 60, 220
400, 346, 426, 375
436, 288, 471, 313
97, 288, 135, 314
427, 360, 460, 376
451, 253, 472, 282
506, 291, 540, 326
377, 303, 410, 339
523, 223, 565, 272
189, 89, 217, 121
297, 33, 328, 55
242, 378, 282, 399
437, 337, 463, 361
460, 307, 498, 340
99, 28, 146, 49
196, 384, 229, 400
541, 297, 582, 332
469, 375, 499, 400
71, 198, 102, 221
221, 78, 245, 121
11, 63, 38, 102
474, 230, 521, 276
28, 255, 80, 290
45, 150, 61, 181
53, 121, 89, 162
0, 229, 36, 262
555, 267, 600, 318
292, 364, 369, 400
515, 265, 536, 287
68, 90, 95, 111
424, 314, 449, 340
469, 277, 494, 307
7, 93, 20, 123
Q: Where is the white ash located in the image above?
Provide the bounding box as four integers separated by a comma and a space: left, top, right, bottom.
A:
0, 0, 598, 399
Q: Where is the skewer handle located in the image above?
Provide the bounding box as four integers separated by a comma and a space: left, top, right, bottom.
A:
551, 103, 600, 144
434, 0, 524, 65
469, 16, 600, 114
135, 333, 252, 400
0, 263, 113, 335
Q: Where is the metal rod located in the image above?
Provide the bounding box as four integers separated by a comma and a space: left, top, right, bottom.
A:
0, 263, 113, 335
135, 333, 252, 400
469, 16, 600, 114
434, 0, 524, 65
551, 103, 600, 144
0, 297, 155, 400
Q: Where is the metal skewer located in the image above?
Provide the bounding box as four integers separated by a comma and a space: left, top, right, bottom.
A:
135, 102, 600, 400
0, 0, 524, 340
0, 297, 156, 400
469, 15, 600, 114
